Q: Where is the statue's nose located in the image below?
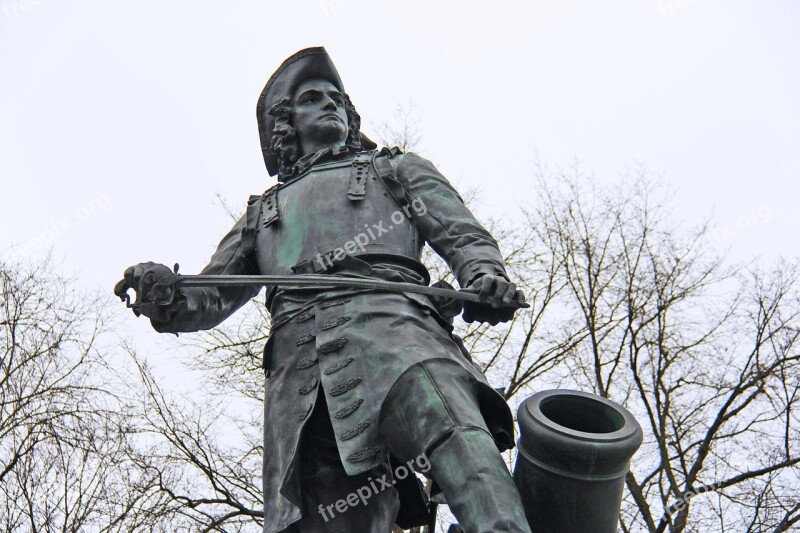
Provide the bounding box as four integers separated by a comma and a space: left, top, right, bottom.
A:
322, 97, 338, 110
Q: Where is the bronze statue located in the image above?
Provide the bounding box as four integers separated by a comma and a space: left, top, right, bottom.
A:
115, 47, 532, 532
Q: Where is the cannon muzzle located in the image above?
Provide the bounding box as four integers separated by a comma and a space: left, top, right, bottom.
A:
513, 390, 643, 533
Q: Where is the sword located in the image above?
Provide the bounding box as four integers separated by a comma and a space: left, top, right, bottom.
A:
118, 271, 528, 310
175, 274, 529, 307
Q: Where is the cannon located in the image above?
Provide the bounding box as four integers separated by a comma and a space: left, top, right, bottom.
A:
447, 390, 642, 532
512, 389, 643, 532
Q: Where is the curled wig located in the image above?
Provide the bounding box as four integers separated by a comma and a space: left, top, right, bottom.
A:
267, 93, 363, 179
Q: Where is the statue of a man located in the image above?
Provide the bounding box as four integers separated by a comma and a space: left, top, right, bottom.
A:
116, 47, 532, 532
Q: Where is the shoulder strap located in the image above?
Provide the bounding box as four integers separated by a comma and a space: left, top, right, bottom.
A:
372, 147, 413, 222
241, 193, 264, 260
261, 185, 280, 227
347, 150, 374, 201
241, 183, 280, 262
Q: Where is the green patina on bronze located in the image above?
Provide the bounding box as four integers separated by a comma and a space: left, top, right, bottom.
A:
274, 192, 308, 272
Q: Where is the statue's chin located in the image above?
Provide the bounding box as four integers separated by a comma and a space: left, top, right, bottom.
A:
307, 123, 348, 147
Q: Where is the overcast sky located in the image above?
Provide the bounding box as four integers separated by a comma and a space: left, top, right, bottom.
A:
2, 0, 798, 311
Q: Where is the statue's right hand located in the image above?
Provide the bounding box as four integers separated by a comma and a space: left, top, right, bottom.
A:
114, 262, 181, 319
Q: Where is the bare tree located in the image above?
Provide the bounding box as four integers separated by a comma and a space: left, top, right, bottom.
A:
116, 350, 265, 532
0, 257, 147, 532
503, 163, 800, 532
371, 99, 423, 155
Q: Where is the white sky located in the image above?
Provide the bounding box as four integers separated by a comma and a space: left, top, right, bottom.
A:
1, 0, 799, 309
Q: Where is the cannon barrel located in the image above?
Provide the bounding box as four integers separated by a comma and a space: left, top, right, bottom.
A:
513, 390, 643, 533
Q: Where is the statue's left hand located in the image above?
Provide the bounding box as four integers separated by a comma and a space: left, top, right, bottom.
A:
462, 275, 526, 325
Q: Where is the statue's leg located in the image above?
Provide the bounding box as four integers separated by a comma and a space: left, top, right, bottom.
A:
284, 392, 400, 533
427, 427, 530, 533
378, 359, 532, 533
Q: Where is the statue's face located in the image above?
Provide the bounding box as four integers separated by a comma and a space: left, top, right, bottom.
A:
291, 78, 349, 153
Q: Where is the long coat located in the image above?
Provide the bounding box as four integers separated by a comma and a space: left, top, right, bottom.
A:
150, 148, 515, 532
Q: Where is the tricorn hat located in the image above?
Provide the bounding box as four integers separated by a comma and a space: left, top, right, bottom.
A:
256, 46, 376, 176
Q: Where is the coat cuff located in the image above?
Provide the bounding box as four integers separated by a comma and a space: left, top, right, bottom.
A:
459, 263, 510, 288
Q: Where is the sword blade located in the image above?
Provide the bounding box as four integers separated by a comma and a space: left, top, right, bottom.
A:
174, 274, 529, 308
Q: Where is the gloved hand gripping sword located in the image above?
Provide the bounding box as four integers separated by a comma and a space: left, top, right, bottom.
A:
114, 264, 529, 321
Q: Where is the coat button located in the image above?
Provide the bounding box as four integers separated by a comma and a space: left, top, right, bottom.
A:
297, 403, 313, 421
296, 358, 318, 370
319, 337, 349, 354
298, 378, 318, 395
